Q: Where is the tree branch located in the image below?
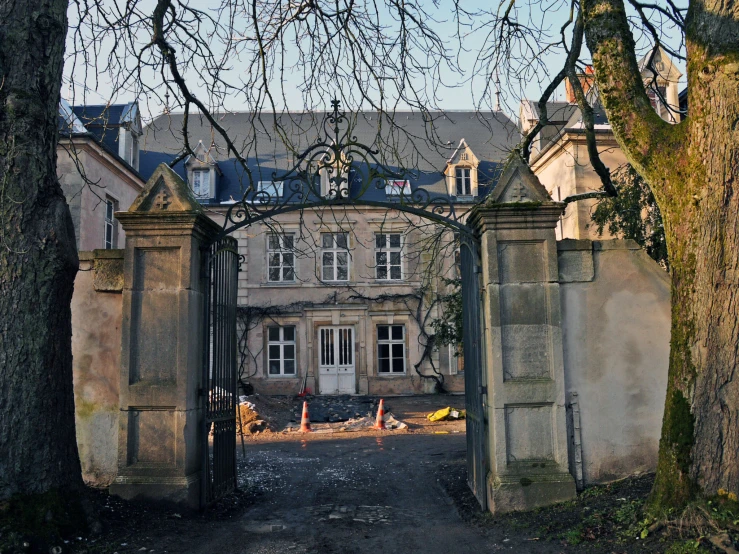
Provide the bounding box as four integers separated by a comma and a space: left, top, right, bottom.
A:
582, 0, 687, 201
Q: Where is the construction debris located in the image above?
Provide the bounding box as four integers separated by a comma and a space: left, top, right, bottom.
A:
426, 407, 466, 422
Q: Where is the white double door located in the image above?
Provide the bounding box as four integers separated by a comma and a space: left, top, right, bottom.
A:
318, 326, 356, 394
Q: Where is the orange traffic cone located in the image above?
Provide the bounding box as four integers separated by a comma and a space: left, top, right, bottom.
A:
300, 401, 312, 433
374, 399, 386, 430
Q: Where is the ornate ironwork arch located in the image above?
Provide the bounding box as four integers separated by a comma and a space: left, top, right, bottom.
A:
213, 99, 476, 244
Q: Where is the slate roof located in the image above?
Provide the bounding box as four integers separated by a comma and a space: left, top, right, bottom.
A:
139, 110, 519, 205
71, 103, 138, 155
528, 97, 611, 163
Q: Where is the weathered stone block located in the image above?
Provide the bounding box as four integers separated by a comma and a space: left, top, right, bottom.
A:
497, 241, 545, 283
505, 404, 554, 462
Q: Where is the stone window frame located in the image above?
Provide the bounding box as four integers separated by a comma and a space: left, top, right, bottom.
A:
321, 232, 351, 282
266, 325, 297, 377
103, 195, 119, 249
377, 324, 406, 375
267, 233, 296, 283
374, 233, 404, 281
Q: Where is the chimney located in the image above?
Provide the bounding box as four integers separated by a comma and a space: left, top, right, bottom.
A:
565, 65, 595, 104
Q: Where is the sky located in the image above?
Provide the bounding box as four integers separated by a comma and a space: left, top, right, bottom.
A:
61, 0, 687, 123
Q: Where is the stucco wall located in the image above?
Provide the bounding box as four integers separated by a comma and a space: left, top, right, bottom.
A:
72, 250, 124, 487
58, 140, 142, 251
533, 136, 626, 241
559, 239, 670, 485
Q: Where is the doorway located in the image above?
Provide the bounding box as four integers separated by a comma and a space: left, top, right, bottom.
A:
318, 326, 356, 394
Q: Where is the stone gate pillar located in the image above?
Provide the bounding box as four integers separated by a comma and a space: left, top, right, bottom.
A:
469, 156, 576, 513
109, 164, 219, 508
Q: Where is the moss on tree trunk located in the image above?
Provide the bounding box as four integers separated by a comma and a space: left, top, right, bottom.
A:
583, 0, 739, 510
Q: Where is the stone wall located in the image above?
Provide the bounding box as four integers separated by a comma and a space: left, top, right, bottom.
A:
558, 239, 670, 485
72, 250, 124, 487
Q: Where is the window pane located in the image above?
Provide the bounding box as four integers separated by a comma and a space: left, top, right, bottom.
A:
376, 234, 385, 248
336, 265, 348, 280
392, 344, 404, 358
283, 253, 294, 267
390, 266, 401, 280
268, 267, 280, 281
268, 234, 279, 250
322, 234, 333, 248
268, 345, 281, 359
392, 358, 404, 373
379, 359, 390, 373
389, 234, 401, 248
376, 252, 387, 265
335, 233, 348, 249
283, 267, 294, 281
337, 252, 347, 266
283, 326, 295, 341
322, 266, 333, 280
378, 326, 389, 341
269, 361, 281, 375
379, 344, 390, 358
284, 360, 295, 374
269, 253, 281, 267
284, 345, 295, 360
377, 266, 388, 280
283, 235, 293, 249
322, 252, 333, 266
390, 252, 401, 265
268, 327, 280, 341
106, 200, 114, 220
105, 225, 112, 245
391, 325, 403, 340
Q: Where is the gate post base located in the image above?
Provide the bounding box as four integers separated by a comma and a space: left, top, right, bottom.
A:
110, 473, 201, 509
487, 472, 576, 514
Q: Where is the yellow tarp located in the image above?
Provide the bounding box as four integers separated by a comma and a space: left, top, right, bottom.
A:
427, 407, 466, 421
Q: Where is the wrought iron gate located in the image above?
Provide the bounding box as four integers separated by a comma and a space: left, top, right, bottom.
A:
461, 236, 488, 510
202, 237, 239, 505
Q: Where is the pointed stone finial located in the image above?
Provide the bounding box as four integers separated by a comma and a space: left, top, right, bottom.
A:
128, 163, 202, 213
486, 153, 553, 205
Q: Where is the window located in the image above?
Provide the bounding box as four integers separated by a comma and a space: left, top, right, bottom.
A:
267, 326, 296, 376
192, 169, 211, 197
321, 233, 349, 281
257, 180, 283, 198
385, 180, 411, 196
104, 197, 118, 249
375, 233, 402, 280
268, 234, 295, 282
377, 325, 405, 373
460, 152, 469, 161
455, 167, 472, 196
449, 343, 465, 375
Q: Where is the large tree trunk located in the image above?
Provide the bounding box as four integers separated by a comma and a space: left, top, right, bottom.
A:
0, 0, 82, 500
583, 0, 739, 507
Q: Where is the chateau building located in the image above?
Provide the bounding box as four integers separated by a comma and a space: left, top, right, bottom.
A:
139, 110, 518, 395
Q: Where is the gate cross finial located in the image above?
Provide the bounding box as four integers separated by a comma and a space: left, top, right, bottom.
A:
154, 190, 171, 210
510, 183, 528, 202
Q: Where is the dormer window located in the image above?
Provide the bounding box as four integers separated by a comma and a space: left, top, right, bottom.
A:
456, 168, 472, 196
257, 180, 283, 199
185, 142, 220, 200
385, 180, 411, 196
192, 169, 211, 198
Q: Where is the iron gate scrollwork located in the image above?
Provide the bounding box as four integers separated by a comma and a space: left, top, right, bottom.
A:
461, 235, 488, 510
202, 237, 239, 505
